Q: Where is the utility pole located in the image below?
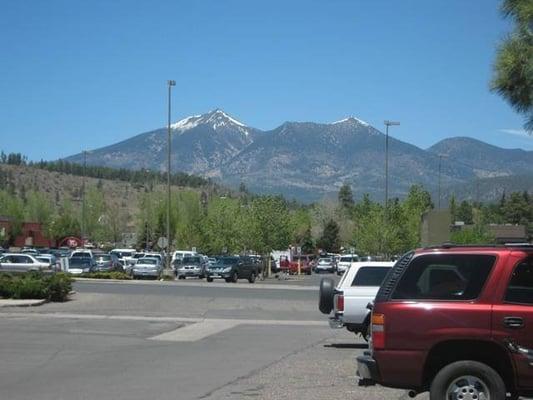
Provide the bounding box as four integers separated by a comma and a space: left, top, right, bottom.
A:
166, 80, 176, 271
438, 155, 442, 209
383, 120, 400, 222
81, 150, 87, 248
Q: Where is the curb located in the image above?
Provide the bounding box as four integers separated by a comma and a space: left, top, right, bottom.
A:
0, 299, 47, 308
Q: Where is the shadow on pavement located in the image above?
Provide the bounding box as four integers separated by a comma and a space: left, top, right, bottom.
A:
323, 343, 368, 349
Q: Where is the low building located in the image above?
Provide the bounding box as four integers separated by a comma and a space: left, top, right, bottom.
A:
0, 216, 53, 248
487, 224, 528, 244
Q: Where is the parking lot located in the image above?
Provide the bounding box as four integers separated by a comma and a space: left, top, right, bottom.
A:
0, 275, 414, 400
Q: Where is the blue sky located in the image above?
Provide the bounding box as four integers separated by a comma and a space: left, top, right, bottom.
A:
1, 0, 531, 161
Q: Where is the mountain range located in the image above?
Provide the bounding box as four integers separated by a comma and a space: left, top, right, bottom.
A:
65, 109, 533, 202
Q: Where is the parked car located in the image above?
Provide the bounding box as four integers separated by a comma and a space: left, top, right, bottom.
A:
21, 248, 39, 256
131, 257, 162, 279
314, 257, 336, 273
129, 252, 146, 266
175, 255, 206, 279
171, 250, 197, 263
319, 261, 394, 340
35, 254, 60, 271
336, 254, 360, 275
93, 254, 123, 272
0, 253, 50, 273
206, 256, 259, 283
279, 255, 312, 275
70, 249, 94, 259
68, 256, 96, 274
109, 248, 136, 265
357, 244, 533, 400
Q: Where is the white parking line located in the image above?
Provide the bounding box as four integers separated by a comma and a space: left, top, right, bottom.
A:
149, 319, 240, 342
0, 312, 327, 342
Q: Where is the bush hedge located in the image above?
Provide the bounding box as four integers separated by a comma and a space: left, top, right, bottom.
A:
79, 272, 132, 280
0, 272, 72, 302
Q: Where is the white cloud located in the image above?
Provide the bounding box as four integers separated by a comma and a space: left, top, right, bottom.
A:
499, 128, 532, 138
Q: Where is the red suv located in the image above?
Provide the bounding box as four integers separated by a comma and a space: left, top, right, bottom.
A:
357, 245, 533, 400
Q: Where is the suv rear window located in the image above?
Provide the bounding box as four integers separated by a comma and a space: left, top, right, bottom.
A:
352, 266, 391, 287
391, 254, 495, 301
505, 258, 533, 305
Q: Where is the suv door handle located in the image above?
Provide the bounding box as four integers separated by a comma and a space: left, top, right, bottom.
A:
504, 317, 524, 329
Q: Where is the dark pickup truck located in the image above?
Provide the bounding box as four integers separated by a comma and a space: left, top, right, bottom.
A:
357, 244, 533, 400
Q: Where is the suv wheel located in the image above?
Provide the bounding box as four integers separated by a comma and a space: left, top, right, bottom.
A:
206, 277, 213, 282
430, 361, 505, 400
248, 272, 256, 283
231, 271, 238, 283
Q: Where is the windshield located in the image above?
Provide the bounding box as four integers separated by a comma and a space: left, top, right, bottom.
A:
71, 252, 91, 258
182, 256, 201, 264
96, 255, 111, 262
218, 257, 238, 265
138, 258, 158, 265
319, 258, 332, 263
69, 258, 92, 267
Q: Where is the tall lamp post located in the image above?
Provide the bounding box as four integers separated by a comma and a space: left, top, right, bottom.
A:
384, 120, 400, 221
383, 120, 399, 257
166, 80, 176, 270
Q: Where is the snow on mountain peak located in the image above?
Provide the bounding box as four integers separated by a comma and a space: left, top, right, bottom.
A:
332, 116, 369, 127
171, 109, 249, 135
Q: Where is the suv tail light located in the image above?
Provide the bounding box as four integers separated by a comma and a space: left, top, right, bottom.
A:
335, 294, 344, 312
371, 313, 385, 349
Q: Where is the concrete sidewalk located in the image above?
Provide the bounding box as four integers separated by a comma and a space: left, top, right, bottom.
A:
0, 299, 46, 308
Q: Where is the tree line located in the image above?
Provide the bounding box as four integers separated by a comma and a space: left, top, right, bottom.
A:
0, 151, 210, 188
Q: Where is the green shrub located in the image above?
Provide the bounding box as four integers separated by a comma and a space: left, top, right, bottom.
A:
79, 271, 132, 280
46, 273, 73, 302
0, 272, 73, 302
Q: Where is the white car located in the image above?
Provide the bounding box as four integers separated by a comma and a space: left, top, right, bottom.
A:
171, 250, 197, 263
336, 254, 360, 275
319, 261, 394, 340
70, 249, 94, 259
110, 248, 136, 265
0, 253, 50, 273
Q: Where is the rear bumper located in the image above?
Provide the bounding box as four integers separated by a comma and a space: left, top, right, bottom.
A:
328, 315, 344, 329
356, 354, 380, 386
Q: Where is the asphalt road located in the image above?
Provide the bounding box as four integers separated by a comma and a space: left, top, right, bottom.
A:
0, 278, 415, 400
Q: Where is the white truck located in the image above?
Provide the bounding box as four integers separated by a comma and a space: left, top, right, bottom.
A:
319, 261, 394, 340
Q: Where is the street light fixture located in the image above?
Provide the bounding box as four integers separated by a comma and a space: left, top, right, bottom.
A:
166, 80, 176, 271
384, 120, 400, 220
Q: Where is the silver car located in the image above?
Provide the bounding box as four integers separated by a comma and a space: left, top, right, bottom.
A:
131, 257, 162, 279
0, 253, 50, 273
175, 255, 206, 279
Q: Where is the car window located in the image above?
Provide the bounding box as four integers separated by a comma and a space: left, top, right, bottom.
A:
139, 258, 158, 265
505, 258, 533, 305
391, 254, 495, 301
352, 267, 391, 287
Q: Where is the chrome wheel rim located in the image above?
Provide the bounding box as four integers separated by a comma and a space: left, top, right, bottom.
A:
446, 375, 489, 400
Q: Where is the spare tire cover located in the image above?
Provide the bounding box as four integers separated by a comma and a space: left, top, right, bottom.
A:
319, 278, 335, 314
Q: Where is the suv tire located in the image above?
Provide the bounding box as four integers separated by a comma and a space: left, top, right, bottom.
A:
206, 277, 213, 282
248, 272, 256, 283
231, 271, 238, 283
429, 360, 505, 400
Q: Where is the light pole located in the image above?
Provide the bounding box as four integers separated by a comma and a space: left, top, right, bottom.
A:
81, 150, 87, 248
438, 154, 442, 209
166, 80, 176, 271
384, 120, 400, 221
